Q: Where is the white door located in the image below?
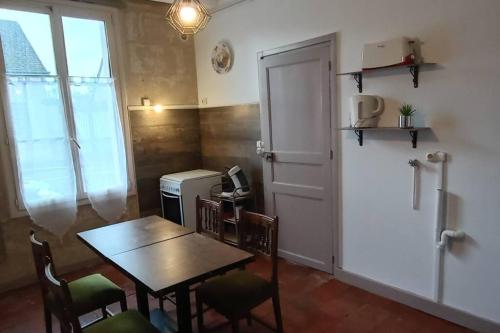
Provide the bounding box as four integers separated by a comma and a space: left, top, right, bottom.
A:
259, 41, 334, 273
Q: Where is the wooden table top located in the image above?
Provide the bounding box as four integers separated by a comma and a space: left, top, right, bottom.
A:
77, 215, 193, 257
109, 233, 254, 296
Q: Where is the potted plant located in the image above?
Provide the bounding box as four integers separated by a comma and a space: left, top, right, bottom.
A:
399, 103, 416, 128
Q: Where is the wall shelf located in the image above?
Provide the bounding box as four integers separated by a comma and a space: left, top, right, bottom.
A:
337, 63, 436, 93
340, 127, 431, 148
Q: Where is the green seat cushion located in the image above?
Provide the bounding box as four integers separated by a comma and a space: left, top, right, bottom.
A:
84, 310, 159, 333
69, 274, 125, 315
197, 271, 273, 315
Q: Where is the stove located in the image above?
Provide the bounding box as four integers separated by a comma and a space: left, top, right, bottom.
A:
160, 169, 221, 229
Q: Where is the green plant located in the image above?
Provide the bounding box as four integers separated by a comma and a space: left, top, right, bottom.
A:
399, 103, 416, 117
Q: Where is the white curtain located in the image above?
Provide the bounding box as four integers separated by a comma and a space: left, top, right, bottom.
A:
69, 77, 128, 222
5, 76, 77, 236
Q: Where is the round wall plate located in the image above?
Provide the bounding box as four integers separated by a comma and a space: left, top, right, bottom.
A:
211, 42, 233, 74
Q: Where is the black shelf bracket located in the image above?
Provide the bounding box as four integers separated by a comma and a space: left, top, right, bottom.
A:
352, 72, 363, 93
409, 65, 420, 88
354, 129, 364, 146
341, 127, 428, 149
409, 130, 418, 148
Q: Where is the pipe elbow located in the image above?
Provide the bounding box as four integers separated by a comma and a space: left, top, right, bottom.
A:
437, 230, 465, 249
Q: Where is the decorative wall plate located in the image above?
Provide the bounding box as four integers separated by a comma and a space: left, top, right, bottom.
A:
211, 42, 233, 74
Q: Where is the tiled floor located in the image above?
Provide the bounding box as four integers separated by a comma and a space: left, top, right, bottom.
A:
0, 258, 474, 333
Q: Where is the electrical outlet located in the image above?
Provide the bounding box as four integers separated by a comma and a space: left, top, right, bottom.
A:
201, 97, 208, 105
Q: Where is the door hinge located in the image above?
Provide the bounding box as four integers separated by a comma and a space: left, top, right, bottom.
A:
330, 150, 333, 160
332, 256, 335, 265
328, 61, 332, 71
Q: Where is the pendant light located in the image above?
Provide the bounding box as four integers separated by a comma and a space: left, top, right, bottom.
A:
166, 0, 211, 38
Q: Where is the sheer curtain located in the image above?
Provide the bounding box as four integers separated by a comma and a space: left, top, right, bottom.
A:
69, 77, 128, 222
5, 76, 77, 236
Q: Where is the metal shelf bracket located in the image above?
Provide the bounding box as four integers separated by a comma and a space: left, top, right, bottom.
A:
409, 65, 420, 88
353, 72, 363, 93
354, 129, 364, 146
409, 130, 418, 148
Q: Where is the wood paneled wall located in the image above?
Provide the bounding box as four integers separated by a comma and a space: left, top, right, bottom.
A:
130, 108, 202, 216
199, 104, 264, 212
130, 104, 264, 216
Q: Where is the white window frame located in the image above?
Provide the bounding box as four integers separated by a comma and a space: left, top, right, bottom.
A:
0, 0, 137, 218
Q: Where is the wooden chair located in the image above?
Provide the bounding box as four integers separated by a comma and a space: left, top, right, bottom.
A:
41, 256, 159, 333
30, 230, 127, 333
196, 195, 224, 241
159, 196, 224, 311
195, 211, 283, 333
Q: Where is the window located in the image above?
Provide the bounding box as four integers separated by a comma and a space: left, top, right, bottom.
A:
0, 3, 130, 234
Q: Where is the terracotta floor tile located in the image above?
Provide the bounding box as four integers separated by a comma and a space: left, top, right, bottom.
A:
0, 258, 474, 333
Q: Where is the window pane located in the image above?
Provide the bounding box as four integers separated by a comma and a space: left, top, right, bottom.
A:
64, 16, 128, 221
62, 17, 111, 77
69, 77, 127, 194
5, 76, 76, 205
0, 9, 56, 75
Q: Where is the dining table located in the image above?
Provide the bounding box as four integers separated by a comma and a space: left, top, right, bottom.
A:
77, 215, 254, 333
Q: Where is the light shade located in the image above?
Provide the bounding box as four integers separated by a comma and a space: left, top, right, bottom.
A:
166, 0, 211, 37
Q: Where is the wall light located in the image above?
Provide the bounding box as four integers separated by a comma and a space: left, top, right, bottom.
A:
153, 104, 163, 113
166, 0, 211, 38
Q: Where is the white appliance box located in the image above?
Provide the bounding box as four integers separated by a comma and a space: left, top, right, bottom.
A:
362, 37, 416, 70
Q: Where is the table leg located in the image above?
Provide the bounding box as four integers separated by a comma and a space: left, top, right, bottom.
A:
176, 285, 192, 333
135, 283, 150, 321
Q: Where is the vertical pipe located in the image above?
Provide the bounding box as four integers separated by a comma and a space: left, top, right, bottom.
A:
412, 166, 417, 209
433, 188, 445, 302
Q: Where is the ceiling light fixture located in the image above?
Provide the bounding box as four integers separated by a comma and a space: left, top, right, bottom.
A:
166, 0, 211, 39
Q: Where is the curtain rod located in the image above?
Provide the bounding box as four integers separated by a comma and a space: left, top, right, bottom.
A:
68, 0, 126, 9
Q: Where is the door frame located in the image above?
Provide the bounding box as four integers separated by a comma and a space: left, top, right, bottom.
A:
257, 33, 340, 274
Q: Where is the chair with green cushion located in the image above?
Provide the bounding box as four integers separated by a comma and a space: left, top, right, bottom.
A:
41, 256, 159, 333
195, 211, 283, 333
30, 230, 127, 333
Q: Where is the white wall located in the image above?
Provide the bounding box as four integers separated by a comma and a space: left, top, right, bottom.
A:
194, 0, 500, 325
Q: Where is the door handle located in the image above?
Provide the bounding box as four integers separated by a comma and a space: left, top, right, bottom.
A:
161, 193, 181, 200
262, 152, 274, 162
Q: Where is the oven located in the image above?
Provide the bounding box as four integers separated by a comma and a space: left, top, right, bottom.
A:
160, 170, 222, 230
160, 191, 183, 226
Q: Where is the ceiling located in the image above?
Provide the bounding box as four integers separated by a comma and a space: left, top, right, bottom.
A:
150, 0, 247, 13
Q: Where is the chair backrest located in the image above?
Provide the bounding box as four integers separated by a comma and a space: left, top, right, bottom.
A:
29, 230, 56, 296
42, 256, 83, 333
196, 195, 224, 241
239, 210, 279, 285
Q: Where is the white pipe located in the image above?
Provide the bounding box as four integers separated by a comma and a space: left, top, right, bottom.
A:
433, 189, 445, 302
428, 152, 447, 303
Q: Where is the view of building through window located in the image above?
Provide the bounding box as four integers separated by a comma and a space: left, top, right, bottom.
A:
0, 6, 128, 230
0, 8, 56, 75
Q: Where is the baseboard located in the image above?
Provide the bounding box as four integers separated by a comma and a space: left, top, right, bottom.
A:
334, 267, 500, 333
278, 249, 330, 273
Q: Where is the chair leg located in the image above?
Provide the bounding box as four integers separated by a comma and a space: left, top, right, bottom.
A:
59, 322, 71, 333
246, 314, 252, 326
231, 319, 240, 333
195, 292, 204, 333
43, 306, 52, 333
101, 307, 107, 319
120, 297, 128, 312
272, 293, 283, 333
159, 297, 164, 312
